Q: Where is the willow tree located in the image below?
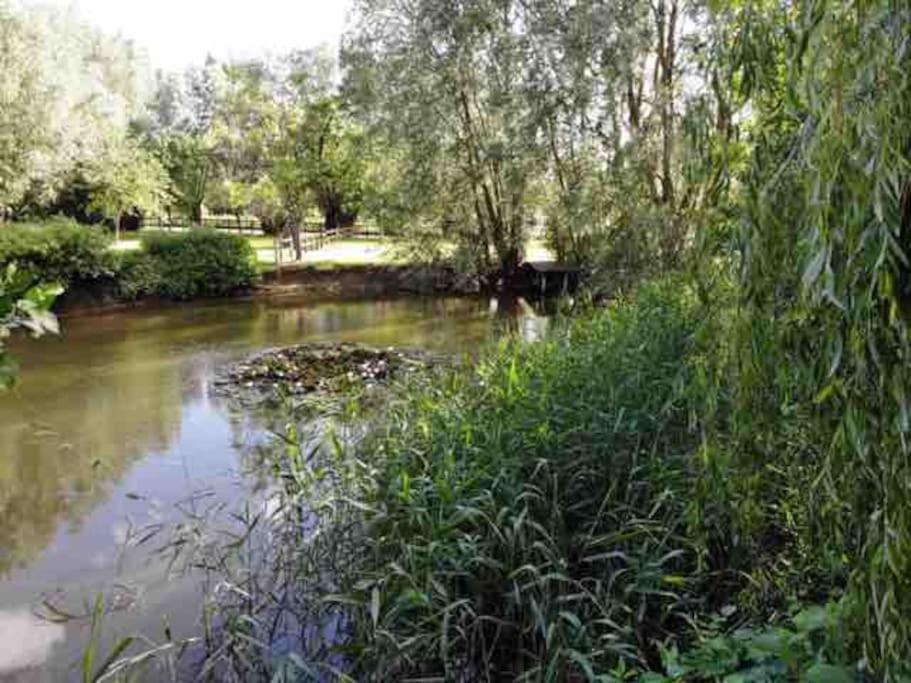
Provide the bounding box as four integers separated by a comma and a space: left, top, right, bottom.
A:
519, 0, 744, 283
1, 2, 160, 221
520, 0, 653, 270
0, 2, 49, 215
345, 0, 544, 283
690, 0, 911, 677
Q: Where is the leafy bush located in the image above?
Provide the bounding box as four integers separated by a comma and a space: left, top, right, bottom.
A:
0, 222, 259, 302
0, 265, 60, 388
655, 604, 856, 683
0, 218, 114, 285
140, 230, 258, 299
113, 251, 162, 301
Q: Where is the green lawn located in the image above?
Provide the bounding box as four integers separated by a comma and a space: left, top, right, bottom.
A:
260, 238, 405, 269
110, 238, 141, 252
111, 232, 553, 269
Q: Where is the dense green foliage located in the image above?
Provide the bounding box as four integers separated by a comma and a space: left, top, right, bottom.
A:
341, 0, 737, 284
139, 231, 258, 300
719, 1, 911, 676
345, 280, 708, 678
0, 219, 114, 285
1, 2, 363, 236
0, 265, 59, 388
217, 279, 864, 681
0, 1, 168, 223
112, 251, 162, 301
139, 49, 368, 243
656, 603, 854, 682
0, 2, 47, 210
0, 221, 258, 302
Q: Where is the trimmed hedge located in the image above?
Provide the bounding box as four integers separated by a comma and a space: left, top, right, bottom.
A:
140, 230, 258, 300
0, 218, 114, 285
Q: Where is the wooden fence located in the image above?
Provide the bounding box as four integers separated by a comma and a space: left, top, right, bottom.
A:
273, 225, 385, 268
141, 216, 263, 233
140, 217, 384, 239
139, 217, 384, 269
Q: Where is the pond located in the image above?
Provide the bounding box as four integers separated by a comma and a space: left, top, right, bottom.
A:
0, 294, 547, 682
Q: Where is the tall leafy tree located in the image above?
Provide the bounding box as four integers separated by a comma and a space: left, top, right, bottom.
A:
152, 133, 211, 224
723, 1, 911, 675
84, 136, 170, 240
0, 2, 49, 214
0, 2, 159, 222
279, 96, 366, 231
345, 0, 544, 282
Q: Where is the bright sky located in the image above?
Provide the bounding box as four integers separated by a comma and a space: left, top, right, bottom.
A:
23, 0, 353, 71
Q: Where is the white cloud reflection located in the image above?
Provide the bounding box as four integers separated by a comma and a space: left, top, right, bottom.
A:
0, 608, 65, 673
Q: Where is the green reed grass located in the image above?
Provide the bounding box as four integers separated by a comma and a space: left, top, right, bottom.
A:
331, 278, 713, 680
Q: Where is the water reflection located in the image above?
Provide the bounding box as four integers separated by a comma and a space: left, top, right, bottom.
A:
0, 342, 183, 574
0, 294, 548, 679
0, 608, 65, 672
489, 292, 551, 341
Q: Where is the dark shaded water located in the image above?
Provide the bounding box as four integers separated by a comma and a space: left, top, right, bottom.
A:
0, 295, 546, 682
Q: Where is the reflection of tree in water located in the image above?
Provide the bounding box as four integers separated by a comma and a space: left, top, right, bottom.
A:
0, 332, 185, 575
491, 294, 550, 342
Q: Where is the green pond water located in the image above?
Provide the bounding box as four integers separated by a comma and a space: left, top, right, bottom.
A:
0, 294, 547, 682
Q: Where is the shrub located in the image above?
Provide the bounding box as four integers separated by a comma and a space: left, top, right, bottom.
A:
0, 218, 114, 285
113, 251, 162, 301
140, 230, 258, 299
656, 603, 855, 683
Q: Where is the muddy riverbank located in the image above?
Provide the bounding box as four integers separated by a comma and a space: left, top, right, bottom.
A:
53, 265, 482, 316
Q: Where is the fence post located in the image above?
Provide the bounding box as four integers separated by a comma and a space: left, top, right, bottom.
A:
274, 232, 282, 277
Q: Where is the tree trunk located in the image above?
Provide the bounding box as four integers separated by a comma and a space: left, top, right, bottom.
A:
322, 194, 357, 231
291, 223, 302, 260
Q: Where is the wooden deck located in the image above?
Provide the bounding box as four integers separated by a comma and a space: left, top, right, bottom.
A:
519, 261, 582, 295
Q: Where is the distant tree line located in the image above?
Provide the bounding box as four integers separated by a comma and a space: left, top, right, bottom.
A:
0, 2, 367, 254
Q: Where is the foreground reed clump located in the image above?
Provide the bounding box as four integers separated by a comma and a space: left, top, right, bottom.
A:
341, 280, 704, 678
315, 277, 857, 681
